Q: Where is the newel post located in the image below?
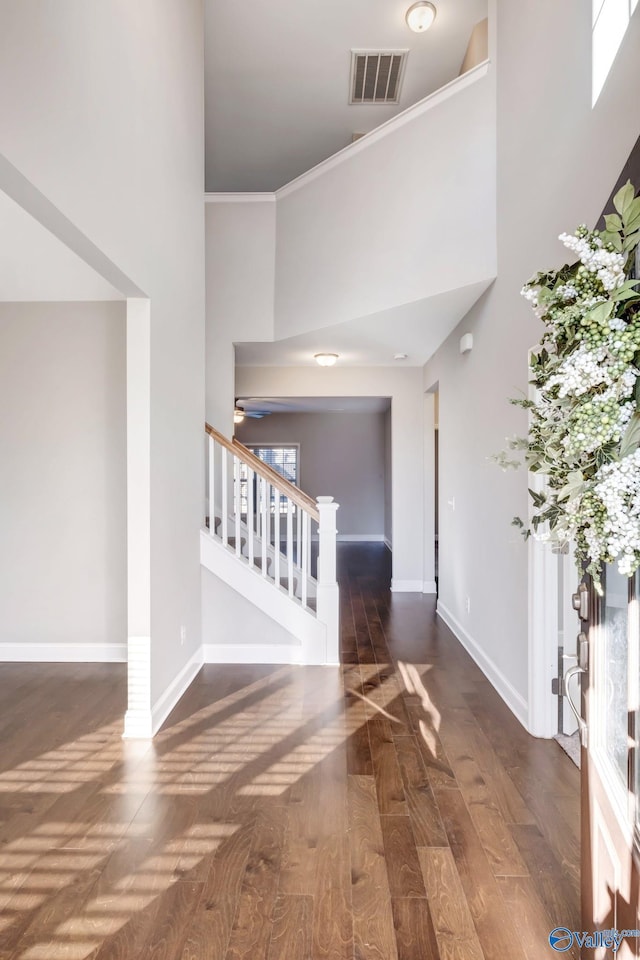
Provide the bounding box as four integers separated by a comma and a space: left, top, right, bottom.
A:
316, 496, 340, 665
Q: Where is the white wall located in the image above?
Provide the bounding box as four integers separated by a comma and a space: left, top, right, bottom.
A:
236, 411, 386, 537
424, 0, 640, 727
0, 3, 206, 717
236, 366, 425, 590
0, 302, 126, 659
201, 568, 299, 653
274, 66, 496, 340
205, 199, 276, 432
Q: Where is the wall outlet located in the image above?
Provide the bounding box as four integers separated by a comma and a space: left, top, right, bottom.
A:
465, 596, 471, 614
180, 625, 186, 645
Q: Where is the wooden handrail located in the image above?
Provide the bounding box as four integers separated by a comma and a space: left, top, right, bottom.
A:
205, 423, 320, 521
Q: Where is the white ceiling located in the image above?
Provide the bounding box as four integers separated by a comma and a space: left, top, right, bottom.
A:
235, 279, 491, 367
238, 396, 391, 415
0, 190, 122, 302
205, 0, 488, 191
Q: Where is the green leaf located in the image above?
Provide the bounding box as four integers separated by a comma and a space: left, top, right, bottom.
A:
587, 300, 614, 325
614, 181, 636, 218
619, 411, 640, 459
601, 230, 623, 251
528, 487, 547, 508
623, 197, 640, 229
605, 213, 623, 233
556, 470, 585, 503
611, 288, 640, 302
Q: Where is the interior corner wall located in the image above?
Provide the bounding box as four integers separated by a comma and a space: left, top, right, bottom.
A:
0, 301, 126, 659
236, 411, 386, 537
423, 0, 640, 726
235, 366, 424, 588
0, 3, 206, 714
383, 407, 392, 547
205, 200, 276, 435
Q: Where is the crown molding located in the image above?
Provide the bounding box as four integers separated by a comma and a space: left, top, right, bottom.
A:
204, 192, 276, 203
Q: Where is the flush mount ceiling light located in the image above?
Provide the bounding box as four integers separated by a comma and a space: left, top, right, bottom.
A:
314, 353, 339, 367
394, 352, 408, 360
405, 1, 437, 32
233, 407, 246, 424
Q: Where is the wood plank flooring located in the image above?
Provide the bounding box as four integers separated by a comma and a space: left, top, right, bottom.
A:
0, 544, 580, 959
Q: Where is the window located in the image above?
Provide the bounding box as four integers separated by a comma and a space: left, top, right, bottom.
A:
238, 445, 299, 516
592, 0, 637, 105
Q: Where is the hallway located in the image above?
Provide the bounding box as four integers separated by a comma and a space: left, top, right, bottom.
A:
0, 545, 579, 959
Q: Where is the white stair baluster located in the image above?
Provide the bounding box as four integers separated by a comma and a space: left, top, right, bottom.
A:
287, 498, 294, 597
247, 466, 254, 567
234, 456, 241, 557
274, 487, 281, 589
221, 447, 228, 545
296, 506, 301, 570
261, 477, 268, 577
301, 509, 309, 607
208, 434, 215, 534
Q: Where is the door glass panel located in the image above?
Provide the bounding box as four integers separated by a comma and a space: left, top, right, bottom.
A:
602, 563, 629, 789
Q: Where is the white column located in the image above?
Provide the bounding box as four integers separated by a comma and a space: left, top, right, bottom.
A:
316, 496, 340, 665
123, 298, 152, 739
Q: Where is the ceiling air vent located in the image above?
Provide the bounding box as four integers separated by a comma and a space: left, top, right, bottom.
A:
349, 50, 408, 105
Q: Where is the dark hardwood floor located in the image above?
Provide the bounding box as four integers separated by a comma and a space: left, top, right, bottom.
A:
0, 544, 579, 959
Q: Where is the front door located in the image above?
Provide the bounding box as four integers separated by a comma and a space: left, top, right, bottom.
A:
579, 565, 640, 957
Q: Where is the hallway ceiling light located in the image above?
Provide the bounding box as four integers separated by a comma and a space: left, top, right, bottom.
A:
233, 408, 246, 424
314, 353, 339, 367
394, 353, 408, 360
405, 2, 437, 33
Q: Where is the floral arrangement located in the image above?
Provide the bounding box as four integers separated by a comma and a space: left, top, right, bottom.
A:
497, 182, 640, 591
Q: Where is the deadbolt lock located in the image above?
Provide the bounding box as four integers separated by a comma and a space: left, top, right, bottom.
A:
571, 583, 589, 621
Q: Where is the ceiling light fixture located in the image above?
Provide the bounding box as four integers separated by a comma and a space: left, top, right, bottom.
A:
405, 1, 437, 33
314, 353, 339, 367
394, 352, 408, 360
233, 408, 246, 424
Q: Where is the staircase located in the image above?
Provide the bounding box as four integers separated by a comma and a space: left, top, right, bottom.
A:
201, 424, 340, 665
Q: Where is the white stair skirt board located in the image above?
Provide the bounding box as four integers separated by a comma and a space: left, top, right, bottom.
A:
201, 530, 329, 665
203, 643, 305, 665
0, 642, 127, 662
422, 581, 437, 594
436, 600, 529, 730
390, 579, 423, 592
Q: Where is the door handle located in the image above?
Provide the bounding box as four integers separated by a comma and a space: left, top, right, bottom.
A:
564, 664, 587, 747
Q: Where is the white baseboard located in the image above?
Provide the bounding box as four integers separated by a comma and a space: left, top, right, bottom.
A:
436, 600, 529, 729
336, 534, 385, 542
151, 648, 204, 735
0, 642, 127, 662
203, 642, 303, 665
384, 537, 392, 551
422, 581, 437, 594
390, 579, 423, 592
